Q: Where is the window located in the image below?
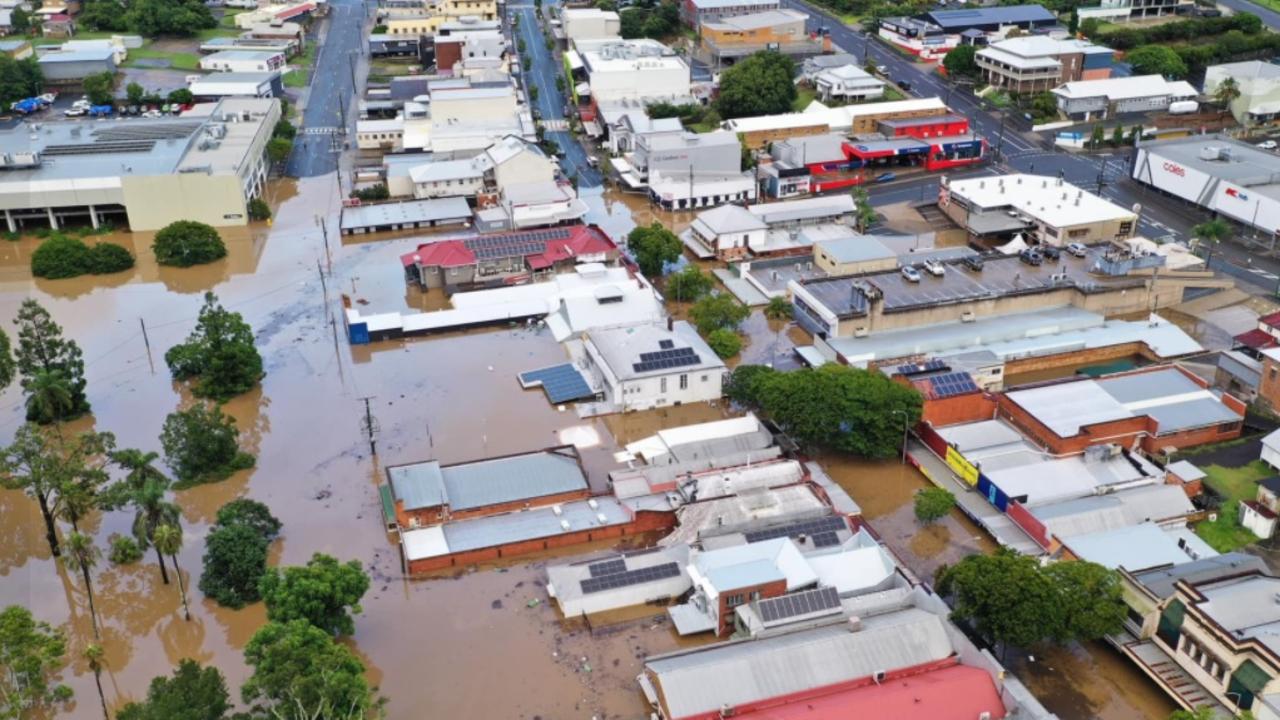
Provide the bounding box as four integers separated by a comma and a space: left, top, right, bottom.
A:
660, 377, 667, 393
724, 593, 745, 608
679, 374, 688, 390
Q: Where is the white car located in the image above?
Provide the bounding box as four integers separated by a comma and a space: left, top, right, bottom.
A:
1259, 140, 1278, 150
922, 258, 946, 276
901, 265, 922, 283
1066, 242, 1089, 258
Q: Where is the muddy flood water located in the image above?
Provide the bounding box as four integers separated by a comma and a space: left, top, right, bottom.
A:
0, 178, 1174, 719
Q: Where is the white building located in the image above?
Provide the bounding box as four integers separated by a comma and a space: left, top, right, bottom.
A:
561, 7, 620, 41
1133, 135, 1280, 242
575, 38, 692, 105
189, 71, 280, 99
582, 320, 726, 412
680, 195, 857, 259
941, 173, 1139, 245
198, 49, 287, 73
1204, 61, 1280, 126
1052, 75, 1198, 121
812, 64, 885, 102
1262, 427, 1280, 471
409, 159, 485, 199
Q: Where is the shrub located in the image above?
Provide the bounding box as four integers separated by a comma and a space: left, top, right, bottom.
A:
152, 221, 227, 267
31, 235, 93, 279
706, 328, 742, 359
199, 524, 269, 608
108, 533, 143, 564
247, 197, 272, 221
689, 293, 750, 335
161, 402, 256, 485
88, 242, 135, 273
349, 184, 390, 202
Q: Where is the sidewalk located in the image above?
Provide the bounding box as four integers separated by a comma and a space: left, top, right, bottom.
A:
907, 438, 1045, 556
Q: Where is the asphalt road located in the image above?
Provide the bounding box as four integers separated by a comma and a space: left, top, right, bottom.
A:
287, 0, 370, 177
511, 2, 603, 188
1218, 0, 1280, 29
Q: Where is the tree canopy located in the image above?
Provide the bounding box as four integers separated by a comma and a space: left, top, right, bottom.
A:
15, 299, 90, 423
627, 223, 683, 278
715, 51, 797, 119
260, 554, 371, 637
199, 524, 270, 609
664, 265, 713, 302
152, 221, 228, 268
78, 0, 215, 36
688, 293, 750, 335
215, 498, 282, 540
164, 292, 264, 400
160, 403, 255, 486
705, 328, 742, 359
242, 621, 378, 720
942, 45, 978, 77
1125, 45, 1188, 79
0, 605, 73, 719
618, 0, 679, 38
725, 364, 923, 458
0, 55, 44, 112
914, 487, 956, 524
116, 659, 230, 720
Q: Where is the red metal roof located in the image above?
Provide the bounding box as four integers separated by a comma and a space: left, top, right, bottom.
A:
1260, 311, 1280, 329
732, 664, 1007, 720
400, 225, 616, 270
1235, 328, 1278, 350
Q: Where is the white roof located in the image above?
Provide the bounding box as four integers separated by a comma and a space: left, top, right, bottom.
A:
701, 8, 806, 31
945, 173, 1136, 229
693, 203, 766, 235
586, 319, 724, 380
723, 97, 947, 133
690, 538, 817, 596
1062, 522, 1217, 571
408, 158, 483, 183
805, 531, 898, 595
1052, 75, 1198, 102
1264, 427, 1280, 453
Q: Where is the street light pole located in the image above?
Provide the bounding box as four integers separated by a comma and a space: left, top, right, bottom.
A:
892, 409, 909, 465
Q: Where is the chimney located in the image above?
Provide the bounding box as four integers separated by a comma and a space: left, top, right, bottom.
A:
667, 315, 674, 331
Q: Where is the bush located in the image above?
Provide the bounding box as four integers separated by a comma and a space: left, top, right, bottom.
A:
167, 88, 194, 106
689, 293, 750, 335
108, 533, 143, 564
88, 242, 135, 273
665, 265, 713, 302
199, 524, 269, 608
349, 184, 390, 202
706, 328, 742, 359
31, 235, 93, 279
152, 221, 227, 267
247, 197, 272, 221
914, 487, 956, 524
161, 402, 256, 485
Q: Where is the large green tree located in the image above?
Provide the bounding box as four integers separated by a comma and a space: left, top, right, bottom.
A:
942, 44, 978, 78
0, 55, 44, 109
715, 51, 797, 119
160, 403, 255, 485
0, 605, 73, 719
164, 292, 264, 400
214, 498, 282, 540
1126, 45, 1188, 79
664, 265, 713, 303
152, 221, 227, 267
81, 0, 215, 36
242, 621, 379, 720
260, 554, 371, 637
199, 524, 270, 609
14, 299, 90, 423
688, 293, 750, 335
1043, 560, 1127, 642
627, 223, 683, 278
116, 659, 231, 720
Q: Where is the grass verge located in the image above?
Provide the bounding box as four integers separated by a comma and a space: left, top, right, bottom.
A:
1195, 461, 1267, 552
124, 48, 202, 71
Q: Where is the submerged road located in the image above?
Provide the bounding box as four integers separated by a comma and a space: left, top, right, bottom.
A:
287, 0, 369, 177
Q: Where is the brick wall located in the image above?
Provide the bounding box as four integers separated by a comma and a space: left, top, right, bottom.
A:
716, 579, 787, 636
1002, 342, 1147, 377
434, 39, 462, 69
1257, 355, 1280, 410
921, 392, 998, 427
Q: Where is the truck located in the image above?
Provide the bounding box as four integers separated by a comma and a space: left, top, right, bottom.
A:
88, 105, 115, 117
1168, 100, 1199, 115
10, 97, 48, 115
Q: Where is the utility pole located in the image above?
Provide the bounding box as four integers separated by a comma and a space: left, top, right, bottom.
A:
1097, 155, 1108, 194
348, 52, 358, 93
139, 317, 154, 373
358, 396, 379, 455
995, 112, 1008, 163
316, 215, 332, 272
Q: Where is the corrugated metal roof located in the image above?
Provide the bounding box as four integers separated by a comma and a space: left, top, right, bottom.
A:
1032, 484, 1194, 539
1062, 522, 1215, 571
1132, 552, 1267, 599
646, 608, 954, 718
388, 462, 446, 510
441, 449, 587, 511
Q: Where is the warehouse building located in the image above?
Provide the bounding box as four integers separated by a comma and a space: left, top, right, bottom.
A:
0, 97, 280, 232
1204, 61, 1280, 127
188, 71, 283, 99
37, 47, 116, 84
940, 173, 1138, 245
1132, 135, 1280, 241
199, 49, 287, 73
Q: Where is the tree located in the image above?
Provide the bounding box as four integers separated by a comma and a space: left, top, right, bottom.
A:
725, 364, 779, 406
167, 88, 194, 106
764, 296, 793, 322
0, 328, 13, 393
63, 531, 102, 640
200, 524, 270, 608
627, 222, 683, 277
105, 448, 176, 583
1067, 8, 1079, 35
84, 644, 108, 720
1043, 560, 1126, 642
740, 138, 756, 172
152, 221, 227, 267
689, 293, 750, 335
109, 534, 143, 565
15, 299, 89, 422
164, 292, 264, 401
214, 498, 282, 540
120, 0, 216, 36
24, 369, 74, 431
1213, 76, 1242, 108
9, 6, 28, 33
665, 265, 713, 302
1193, 217, 1231, 266
914, 487, 956, 524
82, 72, 115, 106
247, 197, 271, 221
153, 523, 190, 621
1126, 45, 1188, 79
242, 621, 378, 720
260, 554, 370, 637
126, 81, 145, 105
715, 51, 796, 119
937, 550, 1061, 656
1089, 123, 1105, 149
1111, 124, 1125, 147
942, 44, 978, 78
160, 403, 256, 485
266, 137, 293, 165
1, 424, 114, 558
272, 118, 297, 141
116, 659, 231, 720
0, 55, 43, 110
706, 328, 742, 359
0, 606, 72, 719
852, 187, 875, 232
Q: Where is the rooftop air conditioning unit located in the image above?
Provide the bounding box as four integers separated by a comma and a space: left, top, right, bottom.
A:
847, 615, 862, 632
552, 504, 563, 516
560, 519, 571, 531
960, 311, 976, 323
873, 670, 886, 684
596, 513, 608, 524
1199, 146, 1220, 161
587, 498, 599, 509
853, 327, 869, 338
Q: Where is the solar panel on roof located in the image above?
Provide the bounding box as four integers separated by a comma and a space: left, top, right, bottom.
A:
587, 558, 627, 578
518, 363, 595, 404
756, 586, 841, 624
811, 530, 840, 548
930, 371, 979, 399
659, 339, 675, 349
743, 516, 846, 544
580, 562, 680, 594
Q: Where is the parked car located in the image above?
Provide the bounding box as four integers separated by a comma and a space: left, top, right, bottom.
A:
900, 264, 922, 282
876, 65, 887, 74
922, 258, 945, 276
1019, 248, 1043, 266
962, 255, 984, 272
899, 80, 912, 92
874, 172, 896, 183
1066, 242, 1089, 258
1040, 244, 1061, 261
1259, 140, 1278, 150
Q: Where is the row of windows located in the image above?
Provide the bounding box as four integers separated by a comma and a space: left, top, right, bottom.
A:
1179, 634, 1229, 684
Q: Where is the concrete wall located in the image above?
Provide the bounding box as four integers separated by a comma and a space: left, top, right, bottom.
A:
614, 368, 725, 412
122, 174, 250, 231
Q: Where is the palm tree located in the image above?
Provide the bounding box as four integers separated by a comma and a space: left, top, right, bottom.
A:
24, 368, 73, 430
763, 297, 794, 368
1193, 218, 1231, 268
1213, 76, 1241, 109
63, 531, 102, 640
84, 643, 109, 720
153, 523, 190, 621
110, 449, 176, 585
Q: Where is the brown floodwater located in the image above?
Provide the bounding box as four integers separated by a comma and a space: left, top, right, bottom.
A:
0, 173, 1175, 720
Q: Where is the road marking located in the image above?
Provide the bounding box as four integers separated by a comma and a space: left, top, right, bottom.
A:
302, 126, 340, 135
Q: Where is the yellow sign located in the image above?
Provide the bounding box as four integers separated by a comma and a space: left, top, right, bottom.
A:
945, 447, 980, 486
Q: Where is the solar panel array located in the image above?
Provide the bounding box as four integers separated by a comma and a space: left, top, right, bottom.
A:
811, 530, 840, 548
580, 562, 680, 594
93, 122, 201, 141
587, 558, 626, 578
658, 339, 674, 349
743, 516, 846, 544
463, 227, 574, 260
43, 141, 158, 156
632, 347, 700, 374
519, 363, 595, 404
756, 586, 841, 624
896, 358, 947, 377
929, 371, 980, 399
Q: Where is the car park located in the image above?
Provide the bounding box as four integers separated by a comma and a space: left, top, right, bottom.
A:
901, 265, 922, 282
1019, 249, 1043, 266
922, 258, 945, 276
1066, 242, 1088, 258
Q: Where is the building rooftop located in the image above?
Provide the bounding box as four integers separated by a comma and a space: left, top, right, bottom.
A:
944, 173, 1136, 229
658, 486, 830, 546
202, 49, 283, 61
1209, 59, 1280, 81
687, 0, 778, 9
400, 224, 615, 269
691, 537, 817, 593
546, 544, 692, 614
693, 203, 767, 235
749, 194, 854, 225
1030, 484, 1195, 539
339, 197, 472, 233
701, 8, 806, 31
578, 38, 688, 73
387, 446, 587, 513
37, 47, 116, 63
1062, 522, 1216, 571
816, 235, 896, 265
586, 319, 724, 381
1188, 573, 1280, 657
723, 97, 947, 134
1166, 459, 1207, 482
1052, 75, 1198, 102
924, 4, 1057, 29
772, 133, 849, 165
1130, 552, 1267, 599
1137, 135, 1280, 202
401, 496, 633, 559
981, 35, 1110, 63
1005, 366, 1243, 439
189, 71, 280, 86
